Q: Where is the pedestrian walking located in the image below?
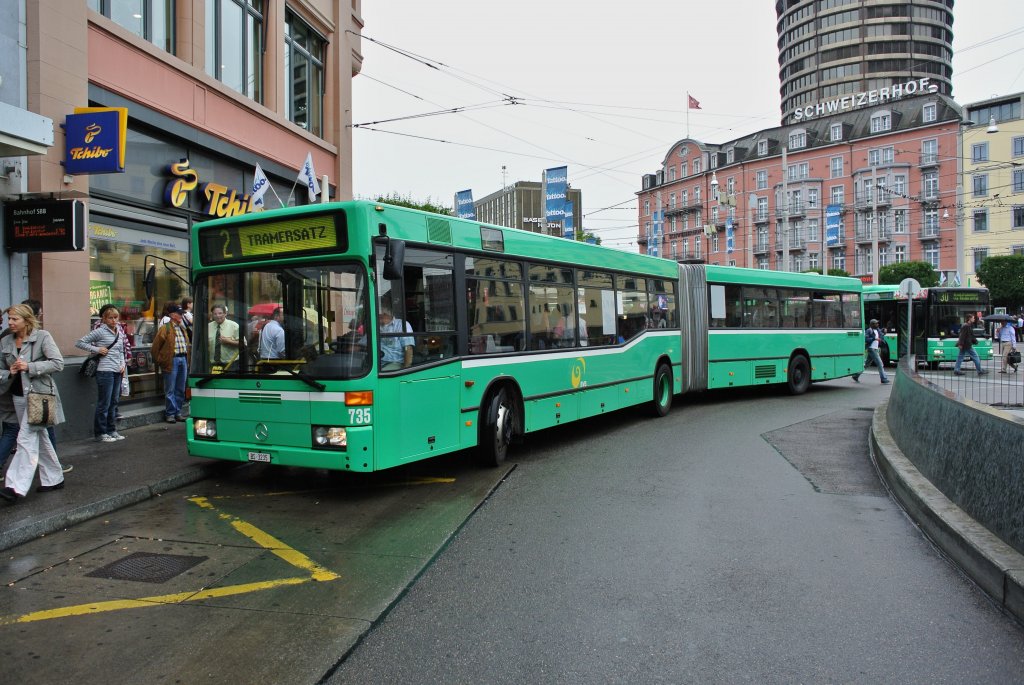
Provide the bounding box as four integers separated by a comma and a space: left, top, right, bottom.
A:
76, 304, 127, 442
853, 318, 889, 384
953, 313, 988, 376
997, 320, 1019, 373
151, 304, 190, 423
0, 300, 68, 474
0, 304, 67, 504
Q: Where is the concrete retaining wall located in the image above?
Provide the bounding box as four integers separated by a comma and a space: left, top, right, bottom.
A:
885, 364, 1024, 555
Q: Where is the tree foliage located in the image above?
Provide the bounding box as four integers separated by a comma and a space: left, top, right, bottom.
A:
878, 260, 939, 287
976, 255, 1024, 308
574, 230, 602, 245
373, 193, 453, 216
826, 268, 850, 277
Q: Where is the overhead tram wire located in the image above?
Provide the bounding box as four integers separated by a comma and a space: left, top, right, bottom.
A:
351, 99, 512, 128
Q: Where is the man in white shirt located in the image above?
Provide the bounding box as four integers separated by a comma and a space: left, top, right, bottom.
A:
208, 305, 240, 370
378, 306, 414, 371
258, 307, 285, 359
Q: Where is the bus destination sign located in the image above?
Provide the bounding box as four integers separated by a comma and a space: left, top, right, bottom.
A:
199, 214, 346, 265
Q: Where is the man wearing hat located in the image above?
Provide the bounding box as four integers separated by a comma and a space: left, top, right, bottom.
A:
853, 318, 890, 384
151, 304, 191, 422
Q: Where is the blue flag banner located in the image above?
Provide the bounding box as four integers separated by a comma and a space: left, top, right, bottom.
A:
455, 189, 476, 220
563, 200, 574, 239
825, 204, 841, 246
726, 217, 734, 254
545, 166, 568, 224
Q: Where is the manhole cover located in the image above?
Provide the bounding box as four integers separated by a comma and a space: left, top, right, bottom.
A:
86, 552, 208, 584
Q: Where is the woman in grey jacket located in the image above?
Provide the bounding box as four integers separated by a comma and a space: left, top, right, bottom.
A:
76, 304, 126, 442
0, 303, 66, 503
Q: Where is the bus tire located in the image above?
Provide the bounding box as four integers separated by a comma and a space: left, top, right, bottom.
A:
787, 354, 811, 395
651, 363, 673, 417
477, 387, 516, 467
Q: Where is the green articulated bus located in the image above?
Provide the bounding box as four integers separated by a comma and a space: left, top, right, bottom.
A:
862, 284, 992, 367
185, 201, 863, 473
677, 264, 865, 395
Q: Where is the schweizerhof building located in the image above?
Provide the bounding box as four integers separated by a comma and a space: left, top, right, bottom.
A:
776, 0, 954, 124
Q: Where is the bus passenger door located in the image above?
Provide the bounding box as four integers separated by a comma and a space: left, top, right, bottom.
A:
396, 374, 460, 463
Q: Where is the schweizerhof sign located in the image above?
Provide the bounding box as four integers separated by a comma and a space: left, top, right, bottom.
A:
791, 77, 939, 122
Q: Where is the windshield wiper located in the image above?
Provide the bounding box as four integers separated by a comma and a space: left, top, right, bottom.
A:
279, 365, 327, 391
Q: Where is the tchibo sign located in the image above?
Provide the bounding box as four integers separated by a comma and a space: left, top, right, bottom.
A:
791, 77, 939, 122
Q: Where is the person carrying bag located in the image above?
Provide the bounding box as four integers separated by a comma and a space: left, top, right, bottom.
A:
76, 304, 126, 442
0, 303, 67, 504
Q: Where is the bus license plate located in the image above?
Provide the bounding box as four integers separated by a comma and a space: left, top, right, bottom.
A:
248, 451, 272, 463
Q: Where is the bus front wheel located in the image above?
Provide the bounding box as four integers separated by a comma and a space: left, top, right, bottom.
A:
651, 363, 673, 417
787, 354, 811, 395
477, 387, 517, 467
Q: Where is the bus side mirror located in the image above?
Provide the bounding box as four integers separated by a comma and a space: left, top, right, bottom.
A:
383, 239, 405, 281
143, 264, 156, 301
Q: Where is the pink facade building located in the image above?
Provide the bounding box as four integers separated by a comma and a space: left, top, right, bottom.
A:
638, 91, 963, 283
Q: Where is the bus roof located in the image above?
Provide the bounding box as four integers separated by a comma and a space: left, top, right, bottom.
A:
703, 263, 862, 291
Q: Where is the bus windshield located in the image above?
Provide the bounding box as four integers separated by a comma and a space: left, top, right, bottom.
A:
192, 262, 370, 381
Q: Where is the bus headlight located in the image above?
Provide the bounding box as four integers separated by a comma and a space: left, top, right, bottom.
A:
194, 419, 217, 439
312, 426, 347, 449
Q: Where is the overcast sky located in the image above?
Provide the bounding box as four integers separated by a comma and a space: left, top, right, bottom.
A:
351, 1, 1024, 250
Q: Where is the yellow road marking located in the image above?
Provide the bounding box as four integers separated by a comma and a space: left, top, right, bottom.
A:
0, 577, 310, 625
0, 497, 340, 624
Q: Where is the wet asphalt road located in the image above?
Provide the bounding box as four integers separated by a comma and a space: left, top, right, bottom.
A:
327, 377, 1024, 684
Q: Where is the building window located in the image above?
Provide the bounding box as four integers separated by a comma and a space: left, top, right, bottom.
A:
972, 174, 988, 198
680, 162, 688, 177
756, 170, 767, 190
973, 248, 989, 273
924, 243, 939, 268
830, 156, 843, 178
205, 0, 263, 101
809, 252, 819, 270
758, 140, 768, 156
807, 218, 819, 241
643, 199, 650, 215
727, 177, 735, 195
1014, 136, 1024, 158
285, 10, 326, 136
895, 244, 907, 263
693, 159, 702, 174
971, 142, 989, 163
832, 250, 846, 272
973, 209, 988, 232
894, 209, 907, 233
694, 186, 701, 204
870, 111, 892, 133
830, 123, 843, 142
1013, 205, 1024, 229
808, 188, 818, 208
1014, 169, 1024, 193
923, 172, 939, 199
921, 138, 938, 164
923, 103, 937, 122
1013, 245, 1024, 256
727, 148, 735, 164
90, 0, 175, 53
668, 166, 676, 182
830, 185, 845, 205
789, 130, 807, 149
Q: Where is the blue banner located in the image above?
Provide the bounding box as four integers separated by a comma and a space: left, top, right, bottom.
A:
825, 204, 841, 246
726, 217, 734, 254
563, 200, 574, 239
545, 166, 568, 224
65, 109, 127, 175
454, 189, 475, 220
650, 209, 661, 257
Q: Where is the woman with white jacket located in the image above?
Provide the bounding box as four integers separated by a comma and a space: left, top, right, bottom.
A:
0, 303, 66, 503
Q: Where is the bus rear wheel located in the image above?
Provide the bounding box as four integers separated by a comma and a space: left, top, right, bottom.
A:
651, 363, 673, 417
477, 387, 517, 467
787, 354, 811, 395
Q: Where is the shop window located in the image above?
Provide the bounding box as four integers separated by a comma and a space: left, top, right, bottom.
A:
88, 223, 190, 403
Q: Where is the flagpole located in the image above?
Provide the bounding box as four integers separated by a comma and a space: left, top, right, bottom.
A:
686, 92, 690, 139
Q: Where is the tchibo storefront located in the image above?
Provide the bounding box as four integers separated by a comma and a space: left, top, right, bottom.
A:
64, 89, 308, 436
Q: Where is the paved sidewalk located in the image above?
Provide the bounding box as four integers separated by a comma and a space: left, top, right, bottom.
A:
0, 420, 230, 552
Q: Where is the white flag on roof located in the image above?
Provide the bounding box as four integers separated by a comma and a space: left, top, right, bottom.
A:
296, 152, 321, 202
251, 163, 270, 210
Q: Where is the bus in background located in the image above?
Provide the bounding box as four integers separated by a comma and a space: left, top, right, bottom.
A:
863, 285, 992, 368
678, 265, 864, 395
186, 200, 681, 472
